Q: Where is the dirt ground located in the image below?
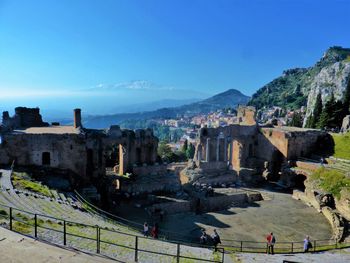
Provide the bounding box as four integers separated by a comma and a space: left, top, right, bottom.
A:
158, 186, 332, 243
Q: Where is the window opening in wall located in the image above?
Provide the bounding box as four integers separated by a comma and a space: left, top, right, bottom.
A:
42, 152, 51, 166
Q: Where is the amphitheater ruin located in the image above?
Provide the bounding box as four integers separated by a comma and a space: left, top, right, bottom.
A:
0, 106, 349, 262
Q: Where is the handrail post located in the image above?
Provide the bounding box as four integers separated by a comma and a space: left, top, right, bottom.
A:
34, 214, 37, 238
9, 207, 12, 230
291, 242, 293, 253
335, 239, 337, 249
314, 240, 316, 252
221, 248, 225, 263
134, 236, 138, 262
240, 241, 243, 252
96, 226, 100, 253
63, 220, 66, 246
176, 243, 180, 263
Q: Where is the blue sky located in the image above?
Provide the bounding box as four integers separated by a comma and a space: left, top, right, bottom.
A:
1, 0, 350, 115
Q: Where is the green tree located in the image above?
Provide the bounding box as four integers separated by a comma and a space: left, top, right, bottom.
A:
157, 141, 174, 162
182, 139, 188, 153
288, 111, 303, 127
317, 92, 341, 129
309, 92, 323, 128
186, 143, 195, 159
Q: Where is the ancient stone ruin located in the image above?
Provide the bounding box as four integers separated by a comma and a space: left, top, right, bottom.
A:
0, 107, 164, 187
184, 106, 331, 185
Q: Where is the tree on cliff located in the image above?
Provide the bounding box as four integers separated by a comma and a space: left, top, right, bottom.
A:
317, 93, 344, 129
288, 111, 303, 127
306, 92, 323, 128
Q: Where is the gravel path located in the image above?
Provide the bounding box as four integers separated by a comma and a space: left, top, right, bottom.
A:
0, 169, 13, 191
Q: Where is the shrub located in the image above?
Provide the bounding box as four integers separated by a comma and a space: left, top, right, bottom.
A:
311, 168, 350, 199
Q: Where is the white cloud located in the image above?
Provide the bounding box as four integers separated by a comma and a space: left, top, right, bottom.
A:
89, 80, 175, 92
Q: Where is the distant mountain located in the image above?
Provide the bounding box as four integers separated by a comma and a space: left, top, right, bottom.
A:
248, 46, 350, 118
110, 98, 201, 113
83, 89, 250, 128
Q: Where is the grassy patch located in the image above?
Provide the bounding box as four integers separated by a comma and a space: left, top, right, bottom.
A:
344, 55, 350, 63
13, 221, 32, 234
332, 132, 350, 160
310, 168, 350, 199
12, 172, 52, 197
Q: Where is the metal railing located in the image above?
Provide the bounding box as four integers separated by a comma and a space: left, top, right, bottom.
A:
220, 238, 350, 254
0, 202, 224, 263
0, 201, 349, 260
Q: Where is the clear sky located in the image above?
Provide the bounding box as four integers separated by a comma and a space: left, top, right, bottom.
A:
1, 0, 350, 115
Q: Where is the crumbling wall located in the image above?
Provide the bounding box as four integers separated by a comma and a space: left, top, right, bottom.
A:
1, 133, 85, 172
105, 126, 159, 175
2, 107, 49, 130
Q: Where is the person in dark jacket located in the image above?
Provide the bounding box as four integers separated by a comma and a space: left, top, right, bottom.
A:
211, 229, 221, 252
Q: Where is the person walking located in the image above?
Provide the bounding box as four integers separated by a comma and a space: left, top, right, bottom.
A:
151, 223, 159, 239
211, 229, 221, 252
200, 229, 208, 244
303, 235, 312, 252
266, 232, 275, 254
143, 222, 149, 237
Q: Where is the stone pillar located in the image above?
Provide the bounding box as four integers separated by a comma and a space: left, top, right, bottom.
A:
224, 139, 228, 162
228, 142, 233, 165
73, 108, 82, 128
118, 144, 127, 175
197, 144, 202, 161
206, 138, 210, 162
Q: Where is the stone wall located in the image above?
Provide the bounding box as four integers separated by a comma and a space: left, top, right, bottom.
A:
2, 107, 49, 130
0, 108, 161, 186
147, 192, 262, 215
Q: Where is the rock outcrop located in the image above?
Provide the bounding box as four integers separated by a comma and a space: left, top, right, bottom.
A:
304, 61, 350, 126
248, 46, 350, 125
341, 115, 350, 133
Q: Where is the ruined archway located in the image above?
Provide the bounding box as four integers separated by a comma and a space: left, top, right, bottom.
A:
294, 173, 307, 191
271, 149, 284, 180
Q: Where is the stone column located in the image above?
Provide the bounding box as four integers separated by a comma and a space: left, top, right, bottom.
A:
228, 141, 233, 168
224, 139, 228, 162
206, 138, 210, 162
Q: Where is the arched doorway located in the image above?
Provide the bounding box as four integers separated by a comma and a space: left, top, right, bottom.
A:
294, 173, 307, 191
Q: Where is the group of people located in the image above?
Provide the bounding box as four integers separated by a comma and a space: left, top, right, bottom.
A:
143, 224, 312, 254
266, 233, 313, 254
200, 229, 222, 251
142, 222, 159, 239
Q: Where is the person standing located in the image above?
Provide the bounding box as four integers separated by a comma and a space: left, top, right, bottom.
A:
200, 229, 208, 244
211, 229, 221, 252
304, 235, 312, 252
143, 222, 149, 237
266, 232, 275, 254
151, 223, 159, 239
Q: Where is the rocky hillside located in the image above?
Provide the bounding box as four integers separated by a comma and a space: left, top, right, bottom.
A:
84, 89, 249, 128
248, 46, 350, 125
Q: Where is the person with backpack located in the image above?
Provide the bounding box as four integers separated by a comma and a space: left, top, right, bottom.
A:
211, 229, 221, 252
303, 235, 312, 252
266, 232, 276, 254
